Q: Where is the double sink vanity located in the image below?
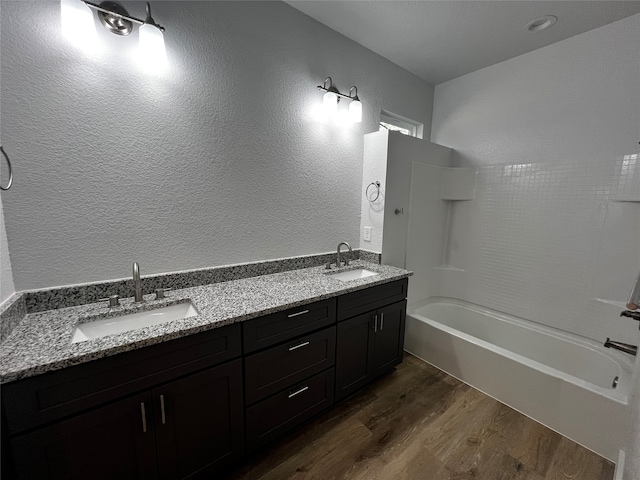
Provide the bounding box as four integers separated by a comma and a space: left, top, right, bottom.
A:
0, 254, 411, 480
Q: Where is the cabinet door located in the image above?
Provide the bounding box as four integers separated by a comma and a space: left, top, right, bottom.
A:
335, 312, 376, 401
153, 359, 244, 480
11, 392, 158, 480
373, 300, 407, 377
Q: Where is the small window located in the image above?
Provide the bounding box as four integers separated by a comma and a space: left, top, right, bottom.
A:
379, 110, 423, 139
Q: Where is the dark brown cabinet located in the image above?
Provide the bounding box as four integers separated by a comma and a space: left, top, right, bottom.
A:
153, 359, 245, 479
3, 277, 409, 479
244, 326, 336, 405
335, 279, 408, 401
372, 300, 407, 376
11, 391, 158, 480
335, 301, 407, 400
245, 368, 335, 451
242, 308, 337, 452
4, 325, 244, 480
10, 359, 244, 480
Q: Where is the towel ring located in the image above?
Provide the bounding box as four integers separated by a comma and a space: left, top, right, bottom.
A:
366, 181, 380, 202
0, 145, 13, 191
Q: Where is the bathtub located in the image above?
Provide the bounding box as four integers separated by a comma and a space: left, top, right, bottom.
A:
405, 297, 634, 462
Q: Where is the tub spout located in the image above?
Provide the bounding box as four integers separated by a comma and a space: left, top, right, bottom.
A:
604, 338, 637, 356
626, 271, 640, 310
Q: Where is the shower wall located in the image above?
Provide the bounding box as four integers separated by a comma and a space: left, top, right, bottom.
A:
428, 158, 638, 342
430, 13, 640, 343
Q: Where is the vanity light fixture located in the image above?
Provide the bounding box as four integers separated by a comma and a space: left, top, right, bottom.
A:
317, 77, 363, 124
61, 0, 166, 66
61, 0, 96, 44
348, 86, 362, 123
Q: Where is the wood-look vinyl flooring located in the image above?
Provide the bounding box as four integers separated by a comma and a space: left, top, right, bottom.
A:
225, 354, 615, 480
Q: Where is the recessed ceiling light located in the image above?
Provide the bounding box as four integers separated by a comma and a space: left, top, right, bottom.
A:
525, 15, 558, 32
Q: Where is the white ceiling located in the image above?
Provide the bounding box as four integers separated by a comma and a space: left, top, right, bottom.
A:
286, 1, 640, 85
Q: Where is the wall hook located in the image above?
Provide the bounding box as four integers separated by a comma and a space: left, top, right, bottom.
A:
0, 145, 13, 191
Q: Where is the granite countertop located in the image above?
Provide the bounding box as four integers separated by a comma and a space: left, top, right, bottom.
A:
0, 261, 411, 384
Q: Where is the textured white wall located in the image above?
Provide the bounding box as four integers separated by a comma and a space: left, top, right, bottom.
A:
360, 130, 389, 253
0, 1, 434, 290
0, 195, 16, 304
431, 14, 640, 478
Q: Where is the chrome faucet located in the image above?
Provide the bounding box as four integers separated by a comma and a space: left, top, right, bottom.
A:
133, 262, 143, 302
604, 338, 637, 356
336, 242, 353, 268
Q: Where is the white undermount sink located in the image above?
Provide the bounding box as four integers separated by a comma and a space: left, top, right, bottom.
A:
329, 268, 379, 282
71, 302, 198, 343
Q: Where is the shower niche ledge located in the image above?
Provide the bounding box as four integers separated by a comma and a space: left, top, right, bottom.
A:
434, 265, 465, 272
609, 197, 640, 203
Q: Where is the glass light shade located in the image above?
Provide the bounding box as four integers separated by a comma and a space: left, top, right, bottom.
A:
139, 23, 167, 70
323, 91, 338, 117
60, 0, 96, 46
349, 99, 362, 123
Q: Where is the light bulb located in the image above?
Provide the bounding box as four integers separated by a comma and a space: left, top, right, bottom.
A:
138, 23, 167, 71
349, 99, 362, 123
60, 0, 96, 47
323, 91, 338, 117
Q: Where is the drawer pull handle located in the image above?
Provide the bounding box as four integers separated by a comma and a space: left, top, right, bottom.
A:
160, 395, 166, 425
380, 312, 384, 331
288, 309, 309, 318
288, 386, 309, 398
289, 341, 310, 351
140, 402, 147, 433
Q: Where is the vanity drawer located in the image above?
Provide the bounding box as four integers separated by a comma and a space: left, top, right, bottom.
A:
244, 326, 336, 405
337, 279, 408, 321
245, 368, 334, 452
243, 298, 336, 354
3, 323, 241, 435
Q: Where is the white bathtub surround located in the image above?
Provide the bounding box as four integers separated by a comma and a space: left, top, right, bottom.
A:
414, 159, 639, 344
405, 162, 480, 306
405, 297, 633, 462
430, 14, 640, 343
417, 14, 640, 477
360, 130, 452, 269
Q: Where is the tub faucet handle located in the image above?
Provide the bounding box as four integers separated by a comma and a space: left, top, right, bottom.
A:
620, 310, 640, 323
